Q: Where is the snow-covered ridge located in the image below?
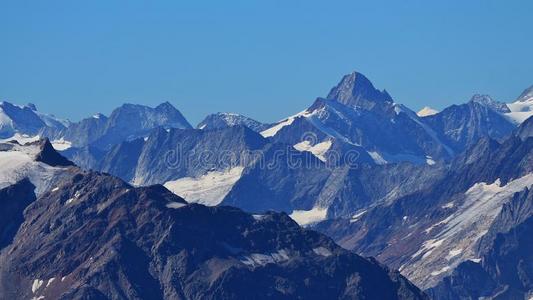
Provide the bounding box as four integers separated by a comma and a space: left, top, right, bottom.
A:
260, 110, 310, 138
240, 249, 290, 267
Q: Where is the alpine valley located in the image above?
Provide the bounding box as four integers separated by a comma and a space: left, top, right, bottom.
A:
1, 71, 532, 300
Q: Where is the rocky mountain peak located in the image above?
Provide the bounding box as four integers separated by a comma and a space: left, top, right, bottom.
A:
155, 101, 177, 111
34, 138, 75, 167
469, 94, 495, 104
469, 94, 511, 113
326, 71, 393, 110
92, 113, 107, 120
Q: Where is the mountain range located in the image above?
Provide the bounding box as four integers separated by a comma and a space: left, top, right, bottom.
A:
1, 71, 532, 299
0, 139, 426, 299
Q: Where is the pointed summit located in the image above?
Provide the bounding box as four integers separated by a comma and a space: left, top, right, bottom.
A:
34, 138, 75, 167
26, 103, 37, 111
326, 71, 393, 110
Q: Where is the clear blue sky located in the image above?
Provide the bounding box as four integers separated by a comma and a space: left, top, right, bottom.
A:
1, 0, 532, 125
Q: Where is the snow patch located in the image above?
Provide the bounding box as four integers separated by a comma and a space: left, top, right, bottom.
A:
31, 279, 44, 293
417, 106, 439, 117
350, 210, 367, 223
424, 219, 448, 234
446, 248, 462, 260
163, 167, 244, 206
293, 139, 332, 162
289, 206, 328, 226
430, 266, 451, 276
166, 202, 187, 209
441, 202, 454, 209
313, 247, 332, 257
51, 138, 72, 151
252, 214, 266, 221
241, 249, 290, 267
46, 277, 56, 287
368, 151, 387, 165
411, 238, 445, 259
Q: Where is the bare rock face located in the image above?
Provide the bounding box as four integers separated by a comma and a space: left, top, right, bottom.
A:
34, 139, 75, 167
0, 179, 36, 250
517, 115, 533, 141
422, 99, 515, 153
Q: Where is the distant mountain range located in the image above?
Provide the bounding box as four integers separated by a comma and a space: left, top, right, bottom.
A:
1, 71, 532, 299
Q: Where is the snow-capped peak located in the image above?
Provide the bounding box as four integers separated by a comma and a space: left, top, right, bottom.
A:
517, 85, 533, 102
504, 86, 533, 124
417, 106, 439, 117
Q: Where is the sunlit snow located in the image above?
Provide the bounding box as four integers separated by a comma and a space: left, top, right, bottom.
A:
164, 167, 244, 206
289, 206, 328, 226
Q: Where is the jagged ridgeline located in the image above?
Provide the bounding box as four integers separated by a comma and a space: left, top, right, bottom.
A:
1, 73, 532, 299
